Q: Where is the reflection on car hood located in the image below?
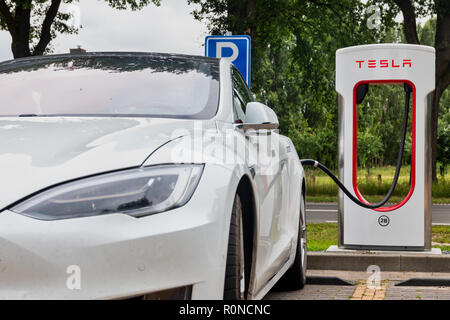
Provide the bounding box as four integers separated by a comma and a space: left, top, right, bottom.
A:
0, 117, 211, 210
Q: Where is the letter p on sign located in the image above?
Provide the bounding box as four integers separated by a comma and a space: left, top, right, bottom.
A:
216, 42, 239, 62
205, 35, 251, 87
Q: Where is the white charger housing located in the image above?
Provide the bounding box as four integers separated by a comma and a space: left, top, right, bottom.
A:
336, 44, 435, 250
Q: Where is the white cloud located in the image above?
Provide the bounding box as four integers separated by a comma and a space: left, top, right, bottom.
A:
0, 0, 209, 62
0, 31, 12, 61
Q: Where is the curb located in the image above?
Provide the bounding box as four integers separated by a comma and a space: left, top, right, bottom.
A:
308, 252, 450, 272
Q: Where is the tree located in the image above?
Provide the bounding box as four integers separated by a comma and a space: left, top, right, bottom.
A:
0, 0, 160, 59
188, 0, 382, 169
418, 17, 450, 174
373, 0, 450, 181
437, 89, 450, 175
358, 128, 384, 176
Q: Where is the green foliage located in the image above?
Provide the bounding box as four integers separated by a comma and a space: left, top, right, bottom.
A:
1, 0, 445, 173
358, 84, 414, 167
370, 2, 450, 181
189, 0, 382, 169
357, 129, 384, 173
417, 18, 450, 169
438, 89, 450, 171
369, 0, 435, 22
418, 17, 436, 46
189, 0, 448, 172
104, 0, 160, 10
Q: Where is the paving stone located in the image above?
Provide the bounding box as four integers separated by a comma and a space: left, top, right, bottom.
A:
264, 270, 450, 300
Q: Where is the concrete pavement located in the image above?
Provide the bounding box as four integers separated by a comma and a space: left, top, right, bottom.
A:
306, 202, 450, 225
268, 202, 450, 300
307, 251, 450, 272
265, 270, 450, 300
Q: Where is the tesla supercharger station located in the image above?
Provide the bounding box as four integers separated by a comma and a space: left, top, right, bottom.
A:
336, 44, 435, 250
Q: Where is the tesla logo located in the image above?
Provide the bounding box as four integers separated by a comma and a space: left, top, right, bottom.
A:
378, 215, 390, 227
356, 59, 412, 69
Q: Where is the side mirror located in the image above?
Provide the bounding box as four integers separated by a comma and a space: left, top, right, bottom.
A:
239, 102, 279, 131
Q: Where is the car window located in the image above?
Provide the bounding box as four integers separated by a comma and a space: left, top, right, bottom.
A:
233, 92, 246, 122
0, 55, 220, 119
232, 67, 253, 122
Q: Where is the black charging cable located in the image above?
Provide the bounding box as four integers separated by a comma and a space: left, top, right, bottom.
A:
301, 83, 412, 209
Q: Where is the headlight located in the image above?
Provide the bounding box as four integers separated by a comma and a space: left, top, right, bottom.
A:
12, 165, 204, 220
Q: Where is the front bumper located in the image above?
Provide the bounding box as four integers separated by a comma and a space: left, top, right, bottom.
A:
0, 164, 238, 299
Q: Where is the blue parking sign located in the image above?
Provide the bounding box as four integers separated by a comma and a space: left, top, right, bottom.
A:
205, 35, 251, 87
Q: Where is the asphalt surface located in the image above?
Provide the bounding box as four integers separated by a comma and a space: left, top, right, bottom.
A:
306, 202, 450, 225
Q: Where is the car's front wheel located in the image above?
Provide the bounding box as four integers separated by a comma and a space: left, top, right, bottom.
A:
223, 194, 246, 300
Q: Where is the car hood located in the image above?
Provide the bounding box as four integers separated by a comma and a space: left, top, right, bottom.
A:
0, 117, 212, 210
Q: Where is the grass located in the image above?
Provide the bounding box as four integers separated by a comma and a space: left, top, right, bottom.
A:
306, 223, 450, 252
432, 225, 450, 251
306, 195, 450, 204
305, 165, 450, 204
307, 222, 339, 251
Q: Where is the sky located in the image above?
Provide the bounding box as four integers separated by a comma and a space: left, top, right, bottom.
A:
0, 1, 431, 62
0, 0, 209, 61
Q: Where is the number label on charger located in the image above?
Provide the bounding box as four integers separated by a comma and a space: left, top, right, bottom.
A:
378, 215, 390, 227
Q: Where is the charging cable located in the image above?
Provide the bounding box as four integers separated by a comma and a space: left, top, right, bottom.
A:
300, 84, 412, 209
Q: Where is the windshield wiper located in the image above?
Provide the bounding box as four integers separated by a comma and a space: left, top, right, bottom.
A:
18, 114, 39, 117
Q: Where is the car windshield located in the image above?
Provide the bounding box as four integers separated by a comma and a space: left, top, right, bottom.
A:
0, 54, 220, 119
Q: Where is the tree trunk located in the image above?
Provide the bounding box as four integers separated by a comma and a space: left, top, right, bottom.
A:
6, 1, 32, 59
394, 0, 420, 44
431, 84, 443, 181
432, 1, 450, 181
11, 31, 31, 58
0, 0, 61, 58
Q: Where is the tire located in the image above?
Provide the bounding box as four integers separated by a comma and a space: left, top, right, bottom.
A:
223, 194, 246, 300
275, 191, 307, 290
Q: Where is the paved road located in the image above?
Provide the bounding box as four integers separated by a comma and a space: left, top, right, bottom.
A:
266, 270, 450, 300
306, 202, 450, 225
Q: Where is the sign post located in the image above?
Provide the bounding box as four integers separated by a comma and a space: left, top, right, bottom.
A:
205, 35, 251, 87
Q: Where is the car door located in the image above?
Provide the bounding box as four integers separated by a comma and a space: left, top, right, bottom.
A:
231, 67, 290, 291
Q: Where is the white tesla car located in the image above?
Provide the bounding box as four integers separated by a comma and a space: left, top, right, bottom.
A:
0, 52, 306, 300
